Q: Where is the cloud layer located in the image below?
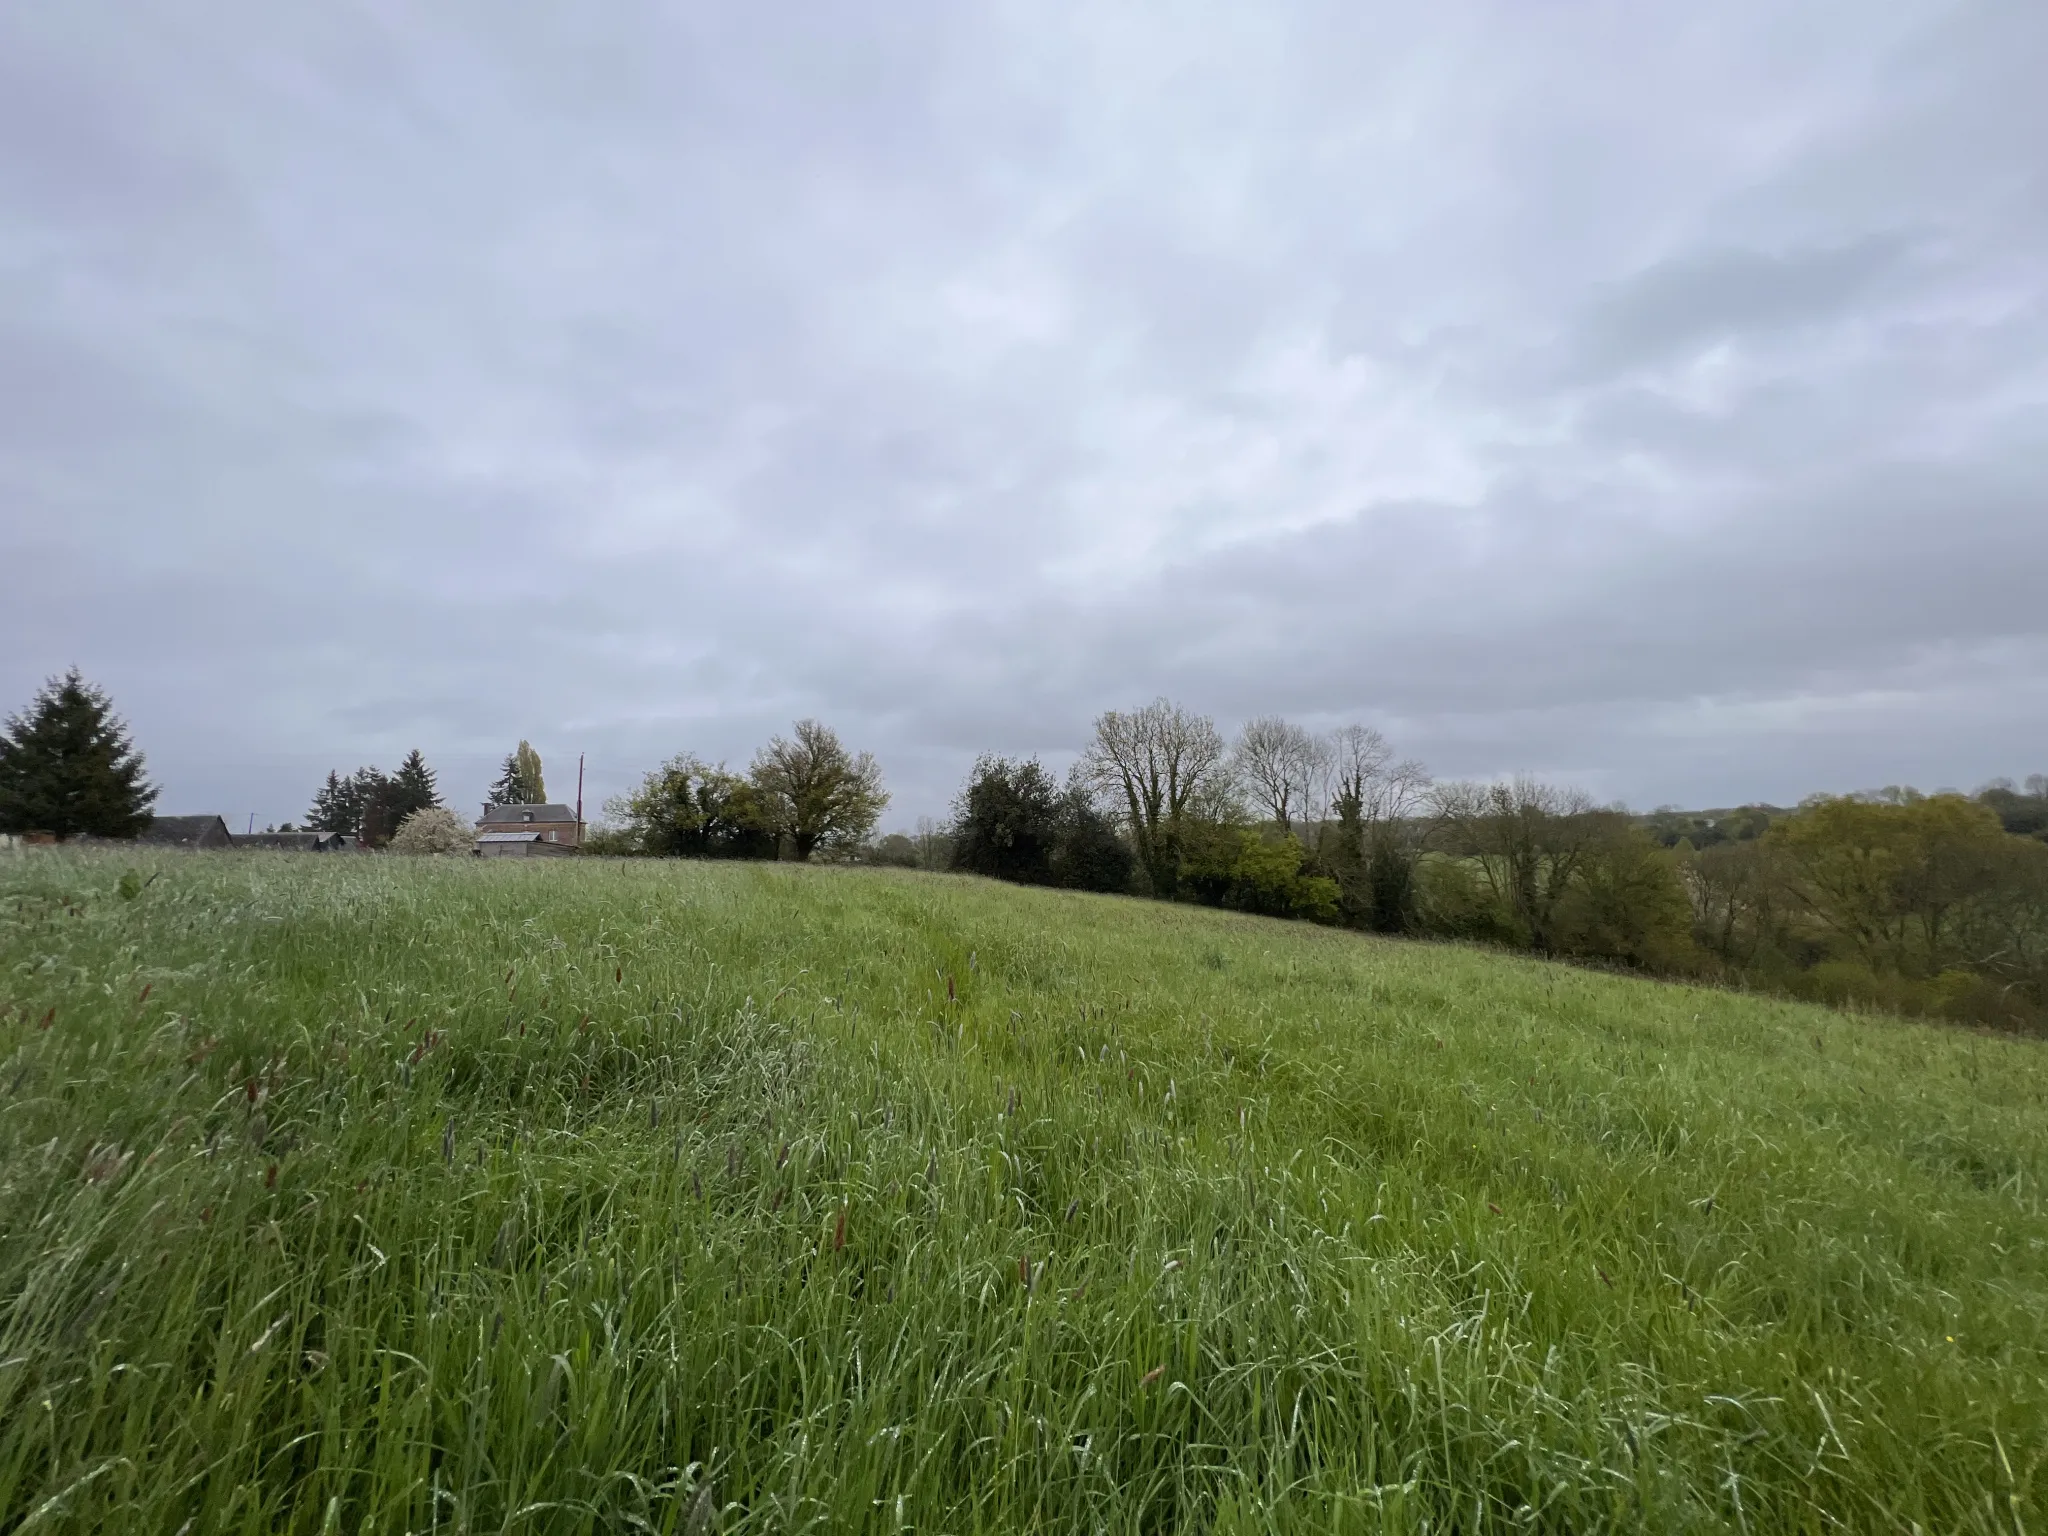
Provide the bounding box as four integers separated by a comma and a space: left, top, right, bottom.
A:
4, 1, 2044, 826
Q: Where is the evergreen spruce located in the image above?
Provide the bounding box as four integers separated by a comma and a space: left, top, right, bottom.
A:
307, 770, 355, 835
383, 750, 440, 838
487, 740, 546, 805
487, 753, 522, 806
0, 670, 159, 839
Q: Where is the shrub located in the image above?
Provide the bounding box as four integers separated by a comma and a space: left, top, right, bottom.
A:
390, 807, 472, 856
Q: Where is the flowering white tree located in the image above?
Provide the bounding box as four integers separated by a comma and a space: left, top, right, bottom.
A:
391, 806, 473, 856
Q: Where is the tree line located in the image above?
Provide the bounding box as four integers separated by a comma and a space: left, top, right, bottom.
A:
930, 700, 2048, 1033
594, 721, 888, 861
6, 670, 2044, 1031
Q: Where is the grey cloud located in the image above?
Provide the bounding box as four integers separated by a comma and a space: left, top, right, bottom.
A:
1567, 237, 1919, 379
3, 0, 2044, 831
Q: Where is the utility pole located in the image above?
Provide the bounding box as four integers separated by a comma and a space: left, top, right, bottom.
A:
576, 754, 585, 846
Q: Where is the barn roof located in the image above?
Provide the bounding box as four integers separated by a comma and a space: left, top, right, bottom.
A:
478, 803, 578, 825
138, 815, 231, 847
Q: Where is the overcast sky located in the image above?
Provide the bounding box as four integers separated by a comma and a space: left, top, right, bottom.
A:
4, 2, 2044, 830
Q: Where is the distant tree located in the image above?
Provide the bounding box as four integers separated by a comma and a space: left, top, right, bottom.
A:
307, 770, 355, 836
489, 741, 546, 806
390, 806, 473, 856
0, 669, 158, 839
1771, 794, 2014, 976
389, 749, 439, 819
606, 755, 777, 859
356, 771, 402, 848
912, 815, 954, 872
1432, 777, 1605, 953
1679, 838, 1795, 968
951, 756, 1062, 884
1552, 822, 1698, 971
1079, 698, 1232, 898
1976, 777, 2048, 842
749, 721, 889, 860
1181, 828, 1340, 922
1233, 717, 1326, 833
1319, 726, 1430, 931
871, 833, 919, 868
1047, 782, 1135, 894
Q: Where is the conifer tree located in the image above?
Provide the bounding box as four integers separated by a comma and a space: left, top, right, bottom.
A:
388, 749, 440, 827
306, 770, 355, 835
0, 670, 158, 839
487, 740, 546, 805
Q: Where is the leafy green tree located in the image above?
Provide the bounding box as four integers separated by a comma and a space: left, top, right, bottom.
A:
951, 756, 1062, 884
1181, 829, 1339, 922
1553, 823, 1698, 971
489, 741, 547, 806
1047, 784, 1134, 894
0, 669, 157, 839
606, 755, 777, 859
750, 721, 888, 861
869, 833, 919, 867
1772, 794, 2013, 976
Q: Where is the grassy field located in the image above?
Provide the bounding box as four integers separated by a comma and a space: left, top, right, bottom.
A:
0, 850, 2044, 1534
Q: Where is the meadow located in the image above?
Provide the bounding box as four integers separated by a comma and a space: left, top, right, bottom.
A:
0, 848, 2043, 1533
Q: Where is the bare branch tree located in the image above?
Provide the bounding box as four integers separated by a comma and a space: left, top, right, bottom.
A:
1233, 717, 1326, 833
1080, 698, 1231, 896
1432, 776, 1605, 952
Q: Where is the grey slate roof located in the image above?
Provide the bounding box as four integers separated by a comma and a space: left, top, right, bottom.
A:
235, 831, 350, 851
139, 815, 232, 848
479, 803, 578, 825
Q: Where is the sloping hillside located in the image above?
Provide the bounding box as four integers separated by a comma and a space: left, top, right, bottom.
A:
1, 850, 2043, 1532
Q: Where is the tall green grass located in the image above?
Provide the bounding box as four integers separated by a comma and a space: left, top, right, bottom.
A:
0, 848, 2043, 1533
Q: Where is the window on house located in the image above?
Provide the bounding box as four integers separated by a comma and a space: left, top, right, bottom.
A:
522, 812, 533, 822
548, 830, 557, 842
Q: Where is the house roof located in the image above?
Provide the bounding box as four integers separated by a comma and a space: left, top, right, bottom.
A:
139, 815, 231, 846
235, 831, 346, 850
479, 803, 578, 825
477, 830, 545, 843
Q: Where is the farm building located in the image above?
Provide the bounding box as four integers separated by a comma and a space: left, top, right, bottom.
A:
139, 815, 234, 850
234, 830, 354, 852
475, 802, 582, 857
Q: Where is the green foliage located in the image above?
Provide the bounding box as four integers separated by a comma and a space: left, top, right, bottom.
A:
387, 749, 441, 825
605, 755, 777, 860
1182, 829, 1340, 923
1643, 804, 1778, 848
305, 769, 365, 838
1045, 790, 1134, 895
1413, 851, 1521, 944
1770, 794, 2013, 977
1553, 824, 1699, 972
490, 741, 547, 807
950, 757, 1133, 894
1, 851, 2043, 1532
950, 756, 1061, 883
0, 669, 157, 839
307, 763, 428, 847
750, 721, 889, 861
1975, 777, 2048, 841
869, 833, 919, 868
